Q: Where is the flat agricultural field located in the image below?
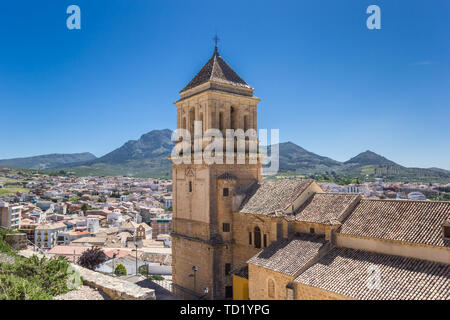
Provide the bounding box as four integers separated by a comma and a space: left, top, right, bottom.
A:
0, 187, 29, 197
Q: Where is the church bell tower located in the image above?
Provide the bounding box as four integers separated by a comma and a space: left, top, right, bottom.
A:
171, 41, 262, 299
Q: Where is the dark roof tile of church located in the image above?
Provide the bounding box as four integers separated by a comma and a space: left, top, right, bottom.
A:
295, 247, 450, 300
248, 234, 327, 276
340, 199, 450, 247
286, 193, 361, 224
239, 179, 314, 215
230, 265, 249, 279
181, 48, 251, 93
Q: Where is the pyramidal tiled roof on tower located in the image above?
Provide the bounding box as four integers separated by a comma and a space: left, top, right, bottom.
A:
181, 46, 251, 93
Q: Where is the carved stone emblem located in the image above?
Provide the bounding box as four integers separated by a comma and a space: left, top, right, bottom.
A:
186, 168, 195, 177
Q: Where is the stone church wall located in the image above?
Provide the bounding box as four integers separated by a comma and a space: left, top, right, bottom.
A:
248, 264, 293, 300
295, 283, 351, 300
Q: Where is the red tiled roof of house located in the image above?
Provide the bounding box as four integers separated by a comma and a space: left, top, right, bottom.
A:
69, 230, 90, 237
104, 249, 131, 259
48, 246, 90, 256
87, 214, 106, 220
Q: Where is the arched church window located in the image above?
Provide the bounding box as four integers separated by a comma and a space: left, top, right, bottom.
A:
254, 226, 261, 248
244, 114, 250, 149
268, 279, 275, 298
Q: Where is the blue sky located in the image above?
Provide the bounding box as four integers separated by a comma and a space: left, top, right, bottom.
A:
0, 0, 449, 169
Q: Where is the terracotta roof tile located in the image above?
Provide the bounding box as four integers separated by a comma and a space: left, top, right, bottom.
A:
181, 48, 251, 92
248, 234, 327, 276
239, 179, 313, 215
295, 247, 450, 300
341, 199, 450, 247
287, 193, 360, 224
230, 265, 249, 279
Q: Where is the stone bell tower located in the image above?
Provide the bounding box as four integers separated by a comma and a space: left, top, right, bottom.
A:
171, 42, 262, 299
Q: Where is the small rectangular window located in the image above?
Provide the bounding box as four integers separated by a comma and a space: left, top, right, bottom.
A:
249, 232, 252, 245
310, 227, 315, 234
223, 223, 230, 232
223, 188, 229, 197
225, 263, 231, 275
286, 287, 294, 300
263, 234, 267, 247
225, 286, 233, 299
189, 181, 192, 192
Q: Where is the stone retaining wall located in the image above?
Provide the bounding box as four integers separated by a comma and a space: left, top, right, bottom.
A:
4, 233, 27, 250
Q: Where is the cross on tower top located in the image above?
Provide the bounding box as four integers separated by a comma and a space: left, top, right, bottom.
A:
213, 34, 220, 54
213, 34, 220, 47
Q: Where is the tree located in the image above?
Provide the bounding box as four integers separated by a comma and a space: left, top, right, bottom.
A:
138, 265, 148, 276
115, 264, 127, 276
70, 196, 80, 202
111, 189, 120, 198
77, 247, 107, 270
80, 203, 91, 214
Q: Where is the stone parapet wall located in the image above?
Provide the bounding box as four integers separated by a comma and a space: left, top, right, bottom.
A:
77, 266, 155, 300
18, 249, 155, 300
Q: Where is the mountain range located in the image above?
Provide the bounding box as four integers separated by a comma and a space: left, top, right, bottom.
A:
274, 142, 450, 182
1, 129, 449, 182
63, 129, 173, 178
0, 152, 97, 170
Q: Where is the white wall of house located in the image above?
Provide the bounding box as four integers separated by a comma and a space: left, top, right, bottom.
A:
86, 217, 99, 233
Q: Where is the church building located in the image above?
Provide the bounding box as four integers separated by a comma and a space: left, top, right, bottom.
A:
171, 44, 450, 300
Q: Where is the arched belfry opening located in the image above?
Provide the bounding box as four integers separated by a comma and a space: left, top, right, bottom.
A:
230, 106, 237, 130
219, 111, 224, 133
244, 114, 249, 132
189, 108, 195, 134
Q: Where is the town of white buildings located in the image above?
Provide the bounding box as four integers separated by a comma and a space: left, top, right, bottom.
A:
1, 167, 449, 280
0, 167, 173, 276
